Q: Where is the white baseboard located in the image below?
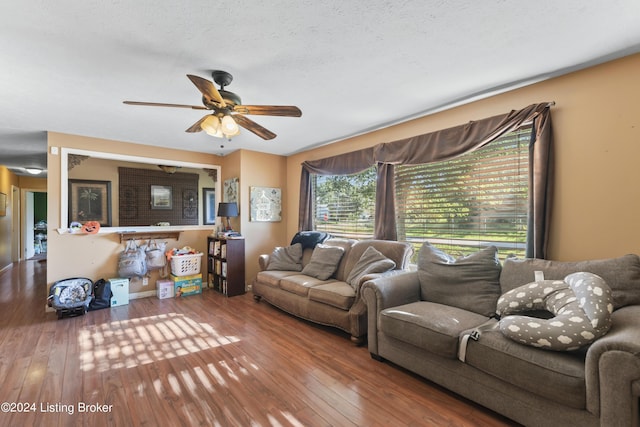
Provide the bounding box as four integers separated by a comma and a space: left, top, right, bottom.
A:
130, 290, 156, 300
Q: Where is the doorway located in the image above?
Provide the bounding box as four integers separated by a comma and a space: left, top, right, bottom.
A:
11, 185, 20, 262
24, 191, 47, 260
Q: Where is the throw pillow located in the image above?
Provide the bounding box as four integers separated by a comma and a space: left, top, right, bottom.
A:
497, 272, 613, 351
266, 243, 303, 271
418, 242, 502, 317
345, 246, 396, 290
301, 244, 345, 280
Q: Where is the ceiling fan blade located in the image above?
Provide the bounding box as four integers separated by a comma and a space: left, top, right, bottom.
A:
123, 101, 208, 110
187, 74, 227, 108
185, 115, 208, 133
232, 115, 276, 140
233, 105, 302, 117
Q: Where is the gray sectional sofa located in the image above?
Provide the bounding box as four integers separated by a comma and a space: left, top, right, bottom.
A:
362, 243, 640, 427
252, 236, 413, 343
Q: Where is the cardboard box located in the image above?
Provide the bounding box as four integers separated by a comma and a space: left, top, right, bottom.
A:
156, 279, 174, 299
171, 273, 202, 297
109, 278, 130, 307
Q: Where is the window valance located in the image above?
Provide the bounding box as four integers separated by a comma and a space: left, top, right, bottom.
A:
299, 102, 553, 258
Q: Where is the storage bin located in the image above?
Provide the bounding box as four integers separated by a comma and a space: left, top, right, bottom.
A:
156, 279, 174, 299
170, 253, 202, 276
109, 278, 130, 307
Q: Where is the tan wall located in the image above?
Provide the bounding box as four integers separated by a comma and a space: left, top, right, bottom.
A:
46, 132, 224, 292
217, 150, 288, 286
285, 53, 640, 261
0, 166, 19, 270
239, 150, 288, 284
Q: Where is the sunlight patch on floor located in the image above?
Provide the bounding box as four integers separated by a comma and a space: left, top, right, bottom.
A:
78, 313, 240, 372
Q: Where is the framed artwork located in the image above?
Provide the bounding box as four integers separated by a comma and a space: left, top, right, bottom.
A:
202, 188, 216, 225
151, 185, 172, 209
250, 186, 282, 222
68, 179, 112, 226
0, 192, 6, 216
223, 177, 238, 204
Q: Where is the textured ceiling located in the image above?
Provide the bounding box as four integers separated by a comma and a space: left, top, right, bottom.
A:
2, 0, 640, 176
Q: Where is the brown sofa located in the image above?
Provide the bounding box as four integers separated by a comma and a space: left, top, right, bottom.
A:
362, 245, 640, 427
252, 238, 413, 343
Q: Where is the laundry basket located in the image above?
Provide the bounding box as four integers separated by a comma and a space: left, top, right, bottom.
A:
170, 253, 202, 276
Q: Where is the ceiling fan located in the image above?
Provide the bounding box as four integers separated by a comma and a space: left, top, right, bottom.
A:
124, 71, 302, 140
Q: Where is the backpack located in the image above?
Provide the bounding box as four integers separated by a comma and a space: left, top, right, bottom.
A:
88, 278, 112, 311
118, 240, 147, 278
146, 240, 167, 270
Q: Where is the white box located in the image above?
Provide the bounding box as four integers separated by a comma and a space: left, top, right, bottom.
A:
109, 278, 130, 307
156, 279, 174, 299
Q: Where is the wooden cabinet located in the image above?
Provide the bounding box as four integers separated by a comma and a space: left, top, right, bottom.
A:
207, 236, 245, 297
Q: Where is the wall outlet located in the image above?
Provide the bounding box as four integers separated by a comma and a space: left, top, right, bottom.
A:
142, 277, 149, 286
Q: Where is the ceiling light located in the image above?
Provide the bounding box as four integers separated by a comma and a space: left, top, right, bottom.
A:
221, 115, 240, 137
201, 115, 222, 137
25, 167, 42, 175
201, 114, 239, 139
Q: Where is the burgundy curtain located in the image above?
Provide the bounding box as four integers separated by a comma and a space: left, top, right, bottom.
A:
299, 103, 554, 258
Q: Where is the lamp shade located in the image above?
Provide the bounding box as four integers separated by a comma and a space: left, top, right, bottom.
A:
217, 202, 238, 218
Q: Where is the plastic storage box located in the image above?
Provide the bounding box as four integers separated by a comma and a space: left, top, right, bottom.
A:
170, 253, 202, 276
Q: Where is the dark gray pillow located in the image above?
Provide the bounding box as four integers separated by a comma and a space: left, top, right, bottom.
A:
266, 243, 303, 271
301, 244, 345, 280
418, 243, 502, 317
345, 246, 396, 290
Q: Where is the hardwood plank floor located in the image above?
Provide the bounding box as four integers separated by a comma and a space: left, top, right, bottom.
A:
0, 260, 520, 426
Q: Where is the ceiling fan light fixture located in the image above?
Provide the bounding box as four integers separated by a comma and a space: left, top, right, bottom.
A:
201, 115, 221, 136
221, 115, 239, 136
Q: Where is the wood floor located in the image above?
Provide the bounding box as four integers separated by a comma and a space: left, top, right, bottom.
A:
0, 259, 520, 427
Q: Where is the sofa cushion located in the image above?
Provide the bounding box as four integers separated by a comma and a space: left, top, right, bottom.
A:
301, 244, 346, 280
255, 270, 301, 288
279, 274, 335, 297
308, 281, 355, 310
380, 301, 489, 358
500, 254, 640, 309
417, 243, 502, 317
345, 246, 396, 290
463, 329, 587, 409
266, 243, 303, 271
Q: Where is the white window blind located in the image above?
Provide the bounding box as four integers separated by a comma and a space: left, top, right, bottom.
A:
395, 125, 532, 260
312, 166, 377, 239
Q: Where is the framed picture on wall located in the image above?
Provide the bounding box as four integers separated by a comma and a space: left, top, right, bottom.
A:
151, 185, 172, 210
202, 188, 216, 225
250, 186, 282, 222
223, 177, 238, 204
68, 179, 112, 226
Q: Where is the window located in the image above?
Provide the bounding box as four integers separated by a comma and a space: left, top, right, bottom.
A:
312, 166, 377, 239
395, 125, 532, 260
